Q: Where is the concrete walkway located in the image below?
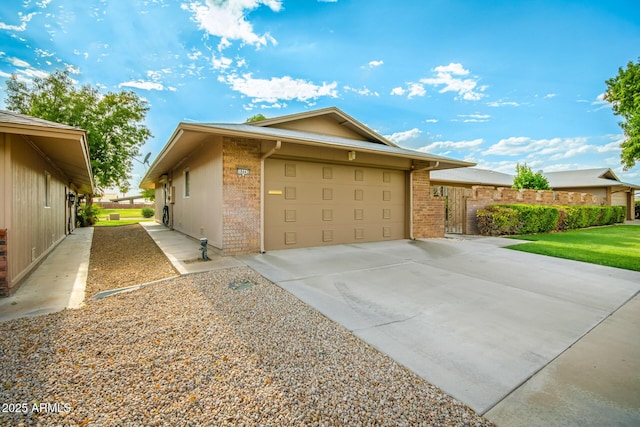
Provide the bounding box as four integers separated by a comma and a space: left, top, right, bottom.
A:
0, 227, 93, 322
138, 222, 243, 275
0, 222, 243, 321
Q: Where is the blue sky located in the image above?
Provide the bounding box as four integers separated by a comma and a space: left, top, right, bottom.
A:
1, 0, 640, 191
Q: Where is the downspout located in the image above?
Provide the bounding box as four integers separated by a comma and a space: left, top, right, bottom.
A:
260, 140, 281, 253
409, 161, 440, 240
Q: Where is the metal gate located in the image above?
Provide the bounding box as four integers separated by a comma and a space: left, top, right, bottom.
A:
435, 186, 469, 234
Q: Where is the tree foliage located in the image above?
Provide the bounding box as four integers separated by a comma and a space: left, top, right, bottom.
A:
512, 163, 551, 190
141, 188, 156, 201
5, 70, 151, 194
246, 113, 267, 122
605, 59, 640, 170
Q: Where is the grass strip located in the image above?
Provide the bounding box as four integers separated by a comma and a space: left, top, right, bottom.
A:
506, 225, 640, 271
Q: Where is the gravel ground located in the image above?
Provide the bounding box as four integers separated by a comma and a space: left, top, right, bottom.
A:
0, 227, 494, 426
85, 224, 178, 297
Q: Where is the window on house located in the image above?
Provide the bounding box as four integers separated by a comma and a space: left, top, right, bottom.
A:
44, 171, 51, 207
184, 169, 190, 197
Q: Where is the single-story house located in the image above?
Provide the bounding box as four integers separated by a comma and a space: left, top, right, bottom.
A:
140, 107, 474, 255
431, 167, 639, 231
0, 110, 94, 296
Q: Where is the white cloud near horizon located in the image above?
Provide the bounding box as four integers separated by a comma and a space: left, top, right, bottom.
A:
417, 138, 484, 153
182, 0, 281, 48
119, 80, 167, 91
384, 128, 422, 143
219, 73, 338, 104
483, 135, 621, 161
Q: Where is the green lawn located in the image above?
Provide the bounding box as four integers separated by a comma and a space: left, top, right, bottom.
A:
506, 225, 640, 271
100, 208, 146, 218
94, 208, 154, 227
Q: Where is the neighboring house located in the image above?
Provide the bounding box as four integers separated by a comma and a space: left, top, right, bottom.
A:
0, 110, 93, 296
431, 167, 639, 233
140, 107, 473, 255
544, 168, 638, 220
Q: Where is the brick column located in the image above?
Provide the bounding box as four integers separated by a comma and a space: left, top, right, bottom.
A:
0, 229, 8, 297
412, 170, 445, 238
222, 137, 261, 255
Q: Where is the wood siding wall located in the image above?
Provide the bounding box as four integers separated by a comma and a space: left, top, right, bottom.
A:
8, 134, 68, 289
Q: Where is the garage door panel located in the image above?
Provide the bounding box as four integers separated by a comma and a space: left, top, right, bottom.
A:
265, 159, 406, 250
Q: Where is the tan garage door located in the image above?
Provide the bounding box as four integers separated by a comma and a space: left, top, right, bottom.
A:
264, 159, 406, 250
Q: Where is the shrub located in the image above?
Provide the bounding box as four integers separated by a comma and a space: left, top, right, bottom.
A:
77, 203, 101, 227
502, 204, 559, 234
141, 207, 155, 218
477, 206, 522, 236
478, 204, 626, 236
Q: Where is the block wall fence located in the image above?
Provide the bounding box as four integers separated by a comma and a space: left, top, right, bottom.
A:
465, 186, 600, 235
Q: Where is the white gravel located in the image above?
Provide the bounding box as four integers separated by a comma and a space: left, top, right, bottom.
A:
0, 267, 493, 426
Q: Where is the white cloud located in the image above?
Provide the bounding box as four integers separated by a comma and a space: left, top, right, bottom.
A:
366, 59, 383, 68
220, 73, 338, 104
544, 93, 556, 99
8, 57, 30, 67
344, 85, 379, 96
390, 82, 425, 98
390, 86, 405, 96
590, 93, 610, 111
0, 12, 36, 32
420, 62, 486, 101
482, 135, 620, 163
487, 100, 520, 107
458, 114, 490, 123
119, 80, 166, 91
384, 128, 422, 143
425, 119, 438, 123
182, 0, 281, 48
417, 138, 484, 153
212, 53, 233, 70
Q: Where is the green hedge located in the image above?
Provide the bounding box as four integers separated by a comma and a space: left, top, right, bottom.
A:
477, 204, 625, 236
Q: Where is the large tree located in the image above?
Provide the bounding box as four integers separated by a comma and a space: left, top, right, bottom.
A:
512, 163, 551, 190
605, 59, 640, 170
5, 70, 151, 197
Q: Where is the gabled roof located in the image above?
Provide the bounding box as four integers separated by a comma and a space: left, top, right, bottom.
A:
246, 106, 398, 147
431, 167, 514, 187
430, 166, 640, 190
141, 110, 476, 188
0, 110, 94, 194
544, 168, 640, 189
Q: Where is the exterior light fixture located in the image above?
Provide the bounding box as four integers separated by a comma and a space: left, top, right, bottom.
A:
348, 151, 356, 161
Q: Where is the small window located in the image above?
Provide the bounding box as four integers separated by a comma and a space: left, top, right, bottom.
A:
44, 171, 51, 207
184, 169, 190, 197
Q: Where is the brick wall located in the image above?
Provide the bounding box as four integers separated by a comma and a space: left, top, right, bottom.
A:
0, 229, 7, 297
412, 170, 446, 238
222, 137, 261, 255
465, 186, 600, 234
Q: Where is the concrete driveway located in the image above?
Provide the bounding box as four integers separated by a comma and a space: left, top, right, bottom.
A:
239, 236, 640, 422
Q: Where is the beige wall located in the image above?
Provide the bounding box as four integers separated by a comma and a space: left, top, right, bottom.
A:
169, 137, 224, 248
268, 115, 369, 141
7, 133, 68, 289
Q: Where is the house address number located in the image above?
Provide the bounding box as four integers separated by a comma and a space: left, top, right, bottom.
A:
236, 167, 250, 176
